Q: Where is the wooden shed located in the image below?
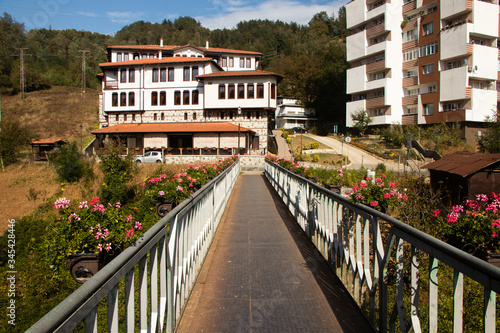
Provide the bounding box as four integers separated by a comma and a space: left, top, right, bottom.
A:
423, 152, 500, 205
31, 139, 66, 161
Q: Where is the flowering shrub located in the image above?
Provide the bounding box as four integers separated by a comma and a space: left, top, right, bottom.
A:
45, 196, 143, 277
435, 193, 500, 253
349, 175, 407, 212
140, 156, 239, 205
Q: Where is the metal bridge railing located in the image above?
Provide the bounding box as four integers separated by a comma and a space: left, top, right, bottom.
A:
265, 160, 500, 333
28, 160, 240, 332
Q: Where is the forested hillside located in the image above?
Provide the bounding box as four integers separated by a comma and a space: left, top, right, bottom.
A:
0, 8, 348, 132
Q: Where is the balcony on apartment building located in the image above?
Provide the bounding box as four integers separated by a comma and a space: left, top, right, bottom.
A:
402, 0, 416, 13
441, 0, 498, 21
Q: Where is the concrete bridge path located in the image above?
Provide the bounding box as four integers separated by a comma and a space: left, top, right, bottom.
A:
177, 171, 374, 333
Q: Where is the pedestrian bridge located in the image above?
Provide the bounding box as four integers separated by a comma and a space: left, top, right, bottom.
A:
29, 159, 500, 332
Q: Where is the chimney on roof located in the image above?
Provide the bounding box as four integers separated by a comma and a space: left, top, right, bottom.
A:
159, 39, 163, 60
160, 39, 163, 47
206, 40, 209, 49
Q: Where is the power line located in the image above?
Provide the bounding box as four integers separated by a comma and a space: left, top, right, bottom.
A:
79, 50, 91, 97
14, 48, 32, 99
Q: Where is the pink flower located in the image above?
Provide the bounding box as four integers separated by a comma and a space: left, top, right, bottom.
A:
126, 215, 134, 222
135, 221, 143, 230
493, 232, 498, 238
126, 229, 134, 238
432, 209, 440, 218
105, 243, 112, 251
376, 177, 382, 183
360, 182, 367, 188
79, 201, 88, 209
447, 212, 459, 223
140, 182, 146, 187
366, 176, 372, 181
176, 186, 184, 192
158, 191, 165, 196
389, 182, 396, 188
54, 198, 70, 209
381, 174, 387, 178
370, 201, 379, 207
355, 193, 365, 200
383, 193, 391, 199
90, 197, 100, 206
97, 244, 103, 252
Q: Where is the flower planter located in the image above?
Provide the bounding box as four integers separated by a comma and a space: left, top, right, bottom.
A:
67, 253, 102, 284
324, 184, 342, 194
154, 199, 177, 217
446, 237, 500, 268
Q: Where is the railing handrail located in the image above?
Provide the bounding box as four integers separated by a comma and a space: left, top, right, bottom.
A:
265, 160, 500, 332
28, 159, 241, 332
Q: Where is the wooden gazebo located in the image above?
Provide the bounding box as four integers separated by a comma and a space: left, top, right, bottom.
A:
31, 139, 66, 161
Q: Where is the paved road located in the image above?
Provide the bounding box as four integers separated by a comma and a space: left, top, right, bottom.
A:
272, 130, 292, 160
305, 134, 402, 171
177, 173, 375, 333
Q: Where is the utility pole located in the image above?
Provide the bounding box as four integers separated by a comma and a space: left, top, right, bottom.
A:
16, 48, 31, 99
79, 50, 91, 97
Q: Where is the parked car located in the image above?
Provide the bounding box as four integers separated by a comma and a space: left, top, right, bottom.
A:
291, 127, 307, 134
135, 151, 163, 163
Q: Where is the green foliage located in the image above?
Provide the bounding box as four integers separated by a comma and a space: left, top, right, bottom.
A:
99, 145, 136, 204
53, 141, 93, 183
312, 154, 320, 162
478, 112, 500, 153
310, 142, 320, 149
351, 109, 372, 135
281, 130, 289, 139
0, 120, 35, 165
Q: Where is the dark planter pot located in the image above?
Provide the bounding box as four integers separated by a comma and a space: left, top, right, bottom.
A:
306, 176, 318, 183
67, 245, 123, 284
324, 184, 342, 194
446, 237, 500, 267
154, 199, 177, 217
67, 253, 102, 284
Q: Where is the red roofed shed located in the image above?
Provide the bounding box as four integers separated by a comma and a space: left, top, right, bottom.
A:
31, 139, 66, 161
423, 151, 500, 204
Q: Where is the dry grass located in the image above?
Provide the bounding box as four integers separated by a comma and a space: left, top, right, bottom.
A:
2, 86, 99, 145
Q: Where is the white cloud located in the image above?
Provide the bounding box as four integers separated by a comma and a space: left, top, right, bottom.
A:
76, 11, 99, 18
106, 11, 144, 24
197, 0, 346, 29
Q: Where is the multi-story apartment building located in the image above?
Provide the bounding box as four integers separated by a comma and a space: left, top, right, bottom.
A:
275, 97, 317, 130
91, 41, 282, 155
346, 0, 500, 143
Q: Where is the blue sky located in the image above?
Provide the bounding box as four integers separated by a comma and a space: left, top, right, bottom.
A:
1, 0, 349, 35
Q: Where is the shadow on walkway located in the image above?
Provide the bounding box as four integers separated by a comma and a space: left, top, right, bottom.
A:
177, 172, 374, 333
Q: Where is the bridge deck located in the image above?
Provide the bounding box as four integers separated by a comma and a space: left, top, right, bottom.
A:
177, 172, 374, 333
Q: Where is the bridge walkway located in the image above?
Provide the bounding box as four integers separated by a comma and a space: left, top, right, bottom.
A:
177, 171, 374, 332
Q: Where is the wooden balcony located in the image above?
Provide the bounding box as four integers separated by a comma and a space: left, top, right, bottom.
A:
466, 87, 472, 99
467, 0, 473, 11
467, 43, 473, 54
366, 23, 386, 38
403, 60, 418, 69
403, 1, 416, 13
104, 81, 119, 89
402, 19, 417, 32
403, 76, 418, 87
366, 97, 385, 108
402, 96, 418, 106
402, 114, 418, 125
366, 60, 386, 73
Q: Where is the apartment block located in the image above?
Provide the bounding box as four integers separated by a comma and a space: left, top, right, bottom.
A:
346, 0, 500, 142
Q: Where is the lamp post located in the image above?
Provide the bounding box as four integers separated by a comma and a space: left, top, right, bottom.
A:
79, 124, 83, 152
237, 107, 241, 155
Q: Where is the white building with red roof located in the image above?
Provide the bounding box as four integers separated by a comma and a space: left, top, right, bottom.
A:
92, 40, 282, 159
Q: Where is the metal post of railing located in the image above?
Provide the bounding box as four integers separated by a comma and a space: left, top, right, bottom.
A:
264, 159, 500, 333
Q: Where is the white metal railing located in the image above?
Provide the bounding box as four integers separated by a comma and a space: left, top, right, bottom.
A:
27, 160, 240, 332
265, 160, 500, 333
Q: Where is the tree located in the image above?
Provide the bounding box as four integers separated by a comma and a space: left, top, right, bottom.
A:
100, 144, 136, 204
53, 141, 92, 183
351, 109, 372, 135
0, 120, 34, 166
478, 112, 500, 153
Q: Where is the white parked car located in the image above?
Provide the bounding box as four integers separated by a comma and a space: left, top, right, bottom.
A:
135, 151, 163, 163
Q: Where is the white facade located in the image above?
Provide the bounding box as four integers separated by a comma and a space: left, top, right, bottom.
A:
274, 97, 317, 129
95, 42, 281, 154
346, 0, 500, 142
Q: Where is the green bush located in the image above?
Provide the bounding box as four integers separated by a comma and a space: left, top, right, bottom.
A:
281, 130, 289, 140
99, 145, 137, 204
310, 142, 320, 149
312, 154, 320, 162
53, 141, 94, 183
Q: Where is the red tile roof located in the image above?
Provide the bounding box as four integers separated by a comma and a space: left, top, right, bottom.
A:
197, 70, 283, 81
107, 44, 262, 56
31, 138, 66, 145
91, 122, 254, 134
423, 151, 500, 177
99, 57, 213, 67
